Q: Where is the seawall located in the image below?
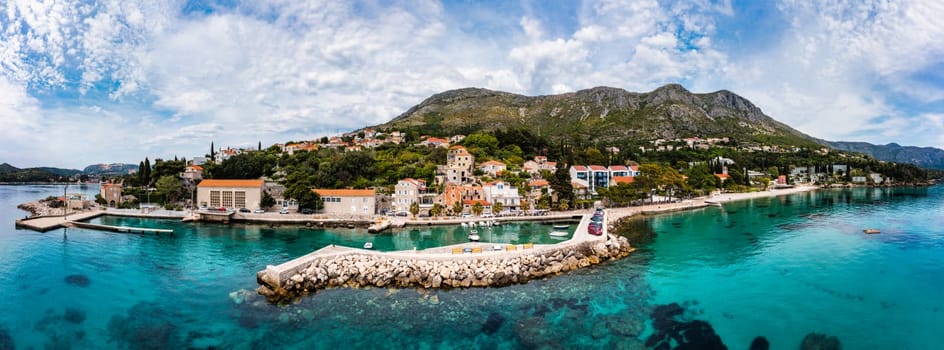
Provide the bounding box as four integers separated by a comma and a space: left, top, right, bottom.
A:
255, 211, 633, 303
256, 234, 632, 303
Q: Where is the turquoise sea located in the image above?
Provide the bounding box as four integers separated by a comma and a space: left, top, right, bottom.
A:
1, 184, 942, 349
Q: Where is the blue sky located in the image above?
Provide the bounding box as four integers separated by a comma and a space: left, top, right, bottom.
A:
1, 0, 943, 168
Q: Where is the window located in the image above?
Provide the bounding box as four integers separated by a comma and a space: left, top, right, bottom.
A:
210, 191, 221, 207
222, 191, 233, 207
235, 191, 246, 208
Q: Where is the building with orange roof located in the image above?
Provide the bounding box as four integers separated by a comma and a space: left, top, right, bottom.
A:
180, 164, 204, 181
442, 145, 474, 184
313, 188, 376, 216
393, 178, 436, 214
477, 160, 507, 176
197, 179, 265, 210
421, 137, 450, 148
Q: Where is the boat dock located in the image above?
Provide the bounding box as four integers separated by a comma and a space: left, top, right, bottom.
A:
15, 210, 173, 235
69, 221, 173, 235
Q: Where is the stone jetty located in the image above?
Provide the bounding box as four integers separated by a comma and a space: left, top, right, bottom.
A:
256, 212, 634, 303
257, 234, 632, 303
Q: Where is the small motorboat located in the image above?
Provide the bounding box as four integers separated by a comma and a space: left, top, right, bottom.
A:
469, 229, 480, 242
549, 231, 569, 237
491, 220, 500, 226
553, 224, 569, 230
863, 228, 881, 234
363, 242, 373, 249
460, 222, 468, 227
480, 221, 488, 227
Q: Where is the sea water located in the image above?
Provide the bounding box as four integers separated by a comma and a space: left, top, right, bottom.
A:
0, 184, 941, 349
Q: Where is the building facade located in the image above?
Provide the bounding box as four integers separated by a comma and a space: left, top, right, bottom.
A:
393, 178, 435, 214
196, 179, 264, 210
100, 183, 123, 208
313, 189, 377, 216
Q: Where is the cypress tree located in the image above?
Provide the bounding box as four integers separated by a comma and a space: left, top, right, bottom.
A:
143, 158, 151, 186
210, 142, 215, 159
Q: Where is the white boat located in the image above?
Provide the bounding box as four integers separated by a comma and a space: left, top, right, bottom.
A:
469, 230, 480, 242
363, 242, 373, 249
491, 220, 500, 226
461, 222, 468, 227
549, 231, 569, 237
480, 221, 488, 227
553, 224, 569, 229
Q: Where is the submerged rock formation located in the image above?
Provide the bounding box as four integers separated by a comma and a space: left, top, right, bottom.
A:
257, 234, 632, 303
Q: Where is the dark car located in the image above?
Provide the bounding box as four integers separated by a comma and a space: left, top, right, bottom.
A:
239, 208, 250, 213
300, 208, 314, 214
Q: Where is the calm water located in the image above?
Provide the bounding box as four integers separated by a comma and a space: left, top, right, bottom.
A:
1, 184, 942, 349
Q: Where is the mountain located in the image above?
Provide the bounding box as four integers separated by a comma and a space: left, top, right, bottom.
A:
0, 163, 19, 174
0, 163, 72, 182
826, 141, 944, 170
83, 163, 138, 176
36, 167, 82, 177
379, 84, 822, 148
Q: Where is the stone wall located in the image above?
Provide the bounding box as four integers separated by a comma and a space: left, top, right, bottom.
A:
257, 234, 633, 303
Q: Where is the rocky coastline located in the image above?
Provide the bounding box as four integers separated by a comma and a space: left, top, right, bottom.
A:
256, 234, 633, 303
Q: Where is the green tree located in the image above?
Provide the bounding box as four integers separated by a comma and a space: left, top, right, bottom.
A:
557, 198, 570, 211
472, 202, 484, 216
549, 166, 573, 205
154, 175, 181, 204
584, 147, 605, 165
520, 199, 531, 213
260, 190, 276, 210
430, 203, 443, 217
410, 201, 420, 218
491, 201, 504, 215
284, 172, 322, 211
452, 201, 463, 216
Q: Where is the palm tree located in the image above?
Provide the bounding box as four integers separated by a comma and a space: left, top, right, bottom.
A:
409, 201, 420, 219
452, 201, 464, 217
472, 202, 484, 216
430, 203, 443, 217
492, 201, 503, 215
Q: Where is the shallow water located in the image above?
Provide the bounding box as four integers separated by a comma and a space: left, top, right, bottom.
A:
1, 184, 942, 349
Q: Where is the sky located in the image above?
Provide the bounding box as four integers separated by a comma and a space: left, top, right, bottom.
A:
1, 0, 943, 169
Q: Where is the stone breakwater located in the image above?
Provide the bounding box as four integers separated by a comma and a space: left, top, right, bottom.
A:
256, 234, 633, 303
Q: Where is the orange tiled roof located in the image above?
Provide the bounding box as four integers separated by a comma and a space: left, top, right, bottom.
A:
313, 188, 376, 197
529, 179, 549, 187
198, 179, 263, 188
479, 160, 506, 166
462, 199, 490, 206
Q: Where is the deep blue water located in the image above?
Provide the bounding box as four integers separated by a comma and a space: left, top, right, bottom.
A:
1, 184, 942, 349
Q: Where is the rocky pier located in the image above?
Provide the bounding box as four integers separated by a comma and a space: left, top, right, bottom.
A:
256, 233, 632, 303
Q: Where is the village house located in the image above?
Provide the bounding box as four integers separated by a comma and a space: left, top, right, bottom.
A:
180, 165, 203, 182
570, 164, 640, 195
441, 183, 485, 214
100, 183, 123, 208
522, 156, 558, 175
477, 160, 507, 177
482, 181, 521, 214
440, 146, 475, 184
196, 179, 264, 210
313, 188, 377, 216
283, 141, 319, 155
420, 137, 450, 148
393, 178, 435, 215
527, 179, 550, 202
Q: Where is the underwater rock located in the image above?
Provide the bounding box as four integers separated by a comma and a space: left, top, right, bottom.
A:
0, 326, 13, 350
65, 274, 90, 287
749, 336, 770, 350
108, 302, 186, 350
481, 312, 506, 335
800, 332, 841, 350
646, 303, 727, 350
63, 308, 86, 324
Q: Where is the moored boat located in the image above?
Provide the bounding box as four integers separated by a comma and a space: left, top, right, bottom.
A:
363, 242, 373, 249
549, 231, 569, 237
468, 230, 480, 242
553, 224, 569, 229
863, 228, 881, 234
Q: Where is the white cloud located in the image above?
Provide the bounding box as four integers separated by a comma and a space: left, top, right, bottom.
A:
2, 0, 944, 168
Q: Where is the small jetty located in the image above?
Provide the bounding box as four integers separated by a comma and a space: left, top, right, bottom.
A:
70, 221, 173, 235
367, 219, 392, 233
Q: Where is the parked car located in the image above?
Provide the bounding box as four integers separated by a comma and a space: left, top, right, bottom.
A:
300, 208, 314, 214
279, 208, 289, 214
239, 208, 250, 213
253, 208, 265, 214
396, 211, 409, 217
